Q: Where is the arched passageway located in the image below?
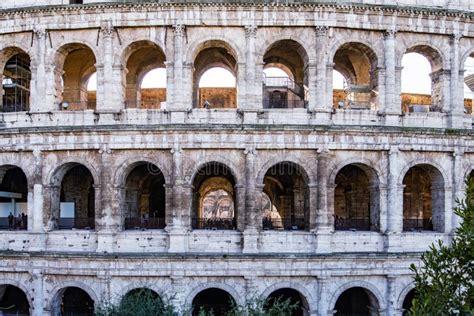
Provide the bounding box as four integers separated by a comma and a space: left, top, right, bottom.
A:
192, 288, 236, 316
123, 163, 166, 229
266, 288, 309, 316
54, 287, 94, 316
124, 41, 167, 109
55, 43, 96, 111
401, 46, 444, 113
463, 53, 474, 114
192, 163, 237, 230
402, 289, 416, 316
51, 164, 95, 230
263, 40, 308, 109
334, 287, 380, 316
1, 50, 31, 112
262, 162, 309, 231
0, 284, 30, 315
403, 164, 445, 232
193, 41, 238, 109
117, 288, 163, 314
332, 42, 378, 110
334, 164, 379, 231
0, 166, 28, 230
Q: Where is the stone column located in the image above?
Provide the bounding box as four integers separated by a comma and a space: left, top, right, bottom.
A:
386, 275, 398, 316
31, 269, 44, 316
167, 147, 188, 252
385, 146, 402, 252
452, 149, 464, 230
317, 276, 330, 316
169, 24, 188, 112
170, 276, 187, 313
308, 183, 318, 232
383, 29, 401, 125
30, 28, 48, 112
315, 150, 332, 253
244, 25, 258, 109
449, 34, 463, 128
235, 184, 246, 231
31, 148, 45, 237
244, 276, 259, 302
314, 26, 329, 113
243, 148, 259, 254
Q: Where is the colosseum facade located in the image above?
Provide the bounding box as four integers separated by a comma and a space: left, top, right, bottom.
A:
0, 0, 473, 315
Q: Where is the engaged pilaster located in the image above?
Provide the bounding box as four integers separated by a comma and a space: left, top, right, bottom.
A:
314, 26, 330, 113
449, 33, 464, 128
244, 25, 258, 109
30, 28, 48, 112
382, 29, 401, 124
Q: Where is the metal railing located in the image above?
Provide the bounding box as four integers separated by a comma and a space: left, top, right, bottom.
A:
263, 76, 305, 97
58, 217, 95, 230
192, 217, 236, 230
0, 217, 27, 230
335, 218, 371, 231
403, 219, 433, 231
124, 217, 165, 230
262, 216, 306, 230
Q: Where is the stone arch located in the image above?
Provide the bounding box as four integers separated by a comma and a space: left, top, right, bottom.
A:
329, 281, 385, 314
185, 282, 244, 311
121, 40, 167, 109
185, 37, 243, 67
260, 281, 314, 311
117, 282, 168, 303
397, 282, 415, 313
48, 159, 100, 187
256, 33, 315, 67
329, 161, 381, 231
48, 280, 99, 314
256, 156, 314, 187
113, 157, 171, 188
460, 48, 474, 71
328, 158, 383, 186
400, 162, 447, 232
0, 278, 34, 312
397, 42, 446, 71
53, 42, 98, 111
397, 159, 449, 188
188, 158, 243, 187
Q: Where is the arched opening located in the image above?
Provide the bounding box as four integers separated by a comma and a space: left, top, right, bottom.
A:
54, 287, 94, 316
332, 42, 378, 110
192, 288, 236, 316
55, 43, 96, 111
54, 164, 95, 230
469, 170, 474, 182
266, 288, 309, 316
1, 50, 31, 112
401, 47, 444, 113
123, 163, 166, 230
124, 41, 166, 109
334, 164, 380, 231
463, 53, 474, 115
0, 284, 30, 315
403, 164, 445, 232
198, 67, 237, 109
402, 289, 416, 316
118, 288, 164, 314
193, 41, 238, 109
263, 40, 308, 109
192, 163, 237, 230
334, 287, 380, 316
262, 162, 309, 231
0, 166, 28, 230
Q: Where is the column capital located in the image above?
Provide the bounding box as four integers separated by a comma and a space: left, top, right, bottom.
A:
33, 27, 48, 40
315, 25, 329, 36
173, 24, 186, 37
383, 29, 397, 39
244, 25, 257, 38
100, 21, 114, 39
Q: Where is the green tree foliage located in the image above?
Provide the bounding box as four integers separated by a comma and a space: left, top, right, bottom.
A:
224, 295, 298, 316
409, 179, 474, 315
96, 288, 179, 316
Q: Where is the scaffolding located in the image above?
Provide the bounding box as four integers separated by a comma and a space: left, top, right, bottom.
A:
2, 53, 30, 112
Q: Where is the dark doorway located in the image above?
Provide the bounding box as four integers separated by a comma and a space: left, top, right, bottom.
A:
60, 287, 94, 316
0, 284, 30, 316
192, 288, 235, 316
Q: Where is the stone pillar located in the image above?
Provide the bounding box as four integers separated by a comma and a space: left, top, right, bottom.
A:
316, 150, 332, 253
314, 26, 329, 113
378, 184, 388, 233
243, 148, 259, 254
385, 147, 402, 252
317, 276, 329, 316
449, 34, 463, 128
167, 147, 188, 252
308, 183, 318, 232
96, 21, 121, 112
386, 275, 399, 316
31, 269, 44, 316
170, 276, 187, 313
244, 276, 259, 302
451, 149, 464, 230
32, 149, 44, 232
169, 24, 188, 112
383, 29, 401, 125
244, 25, 258, 109
30, 28, 48, 112
235, 184, 246, 231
